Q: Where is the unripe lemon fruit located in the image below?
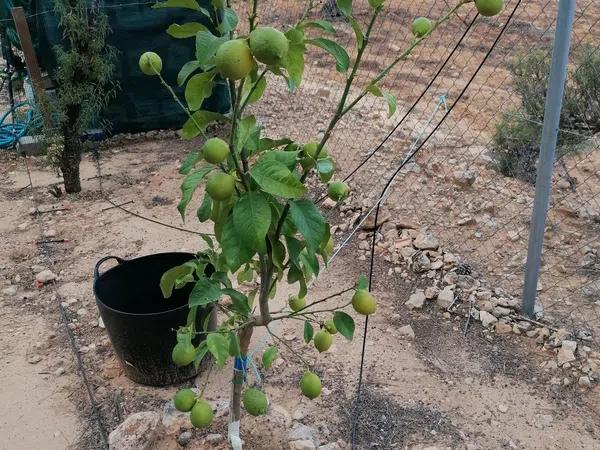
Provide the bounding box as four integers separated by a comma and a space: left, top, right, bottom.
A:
303, 141, 328, 159
324, 319, 337, 335
249, 27, 289, 66
202, 137, 230, 164
411, 17, 433, 38
243, 388, 268, 416
474, 0, 504, 17
206, 173, 236, 201
313, 330, 333, 353
139, 52, 162, 76
172, 342, 196, 367
327, 181, 349, 202
215, 39, 254, 80
300, 371, 321, 399
174, 389, 197, 412
352, 289, 377, 315
288, 295, 306, 312
190, 400, 214, 428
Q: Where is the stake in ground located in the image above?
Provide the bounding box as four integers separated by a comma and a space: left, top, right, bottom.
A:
138, 0, 503, 438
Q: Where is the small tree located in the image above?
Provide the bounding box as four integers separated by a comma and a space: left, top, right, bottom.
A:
492, 45, 600, 183
140, 0, 503, 444
50, 0, 117, 193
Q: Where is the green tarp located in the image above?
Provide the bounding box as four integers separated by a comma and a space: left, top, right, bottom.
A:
1, 0, 230, 133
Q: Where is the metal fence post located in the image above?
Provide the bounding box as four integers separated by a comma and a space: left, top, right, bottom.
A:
522, 0, 576, 317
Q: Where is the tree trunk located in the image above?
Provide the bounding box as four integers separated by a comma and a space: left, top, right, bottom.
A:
230, 325, 254, 422
60, 104, 82, 193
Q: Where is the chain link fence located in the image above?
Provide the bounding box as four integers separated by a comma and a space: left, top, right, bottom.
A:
235, 0, 600, 342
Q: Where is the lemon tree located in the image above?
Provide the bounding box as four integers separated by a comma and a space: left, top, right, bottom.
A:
139, 0, 504, 440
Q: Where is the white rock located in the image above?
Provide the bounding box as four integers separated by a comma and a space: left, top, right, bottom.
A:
405, 290, 426, 310
413, 231, 439, 250
109, 411, 163, 450
98, 316, 105, 328
35, 270, 57, 284
398, 325, 415, 339
578, 376, 591, 389
436, 286, 454, 309
205, 433, 224, 444
424, 286, 439, 299
479, 311, 498, 328
288, 424, 319, 444
290, 440, 316, 450
2, 286, 17, 296
497, 403, 508, 413
453, 169, 477, 187
43, 229, 58, 238
557, 340, 577, 366
318, 444, 341, 450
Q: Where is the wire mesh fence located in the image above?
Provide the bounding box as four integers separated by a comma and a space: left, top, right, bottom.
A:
233, 0, 600, 342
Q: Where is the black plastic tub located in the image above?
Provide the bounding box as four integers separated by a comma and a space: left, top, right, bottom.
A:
93, 253, 215, 386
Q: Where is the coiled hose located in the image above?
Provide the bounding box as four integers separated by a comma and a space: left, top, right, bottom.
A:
0, 101, 34, 149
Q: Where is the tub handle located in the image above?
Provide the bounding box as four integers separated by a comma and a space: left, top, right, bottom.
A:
94, 256, 127, 280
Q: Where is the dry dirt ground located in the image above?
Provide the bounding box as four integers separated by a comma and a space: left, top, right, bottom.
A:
0, 136, 599, 449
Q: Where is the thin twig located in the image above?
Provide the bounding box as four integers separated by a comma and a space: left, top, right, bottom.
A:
266, 326, 310, 368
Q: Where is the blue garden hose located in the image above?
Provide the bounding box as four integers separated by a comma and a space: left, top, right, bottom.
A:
0, 101, 34, 149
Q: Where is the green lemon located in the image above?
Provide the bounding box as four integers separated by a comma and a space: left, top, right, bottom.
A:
243, 388, 268, 416
303, 141, 328, 159
324, 319, 337, 335
202, 137, 230, 164
206, 173, 236, 201
138, 52, 162, 76
174, 389, 197, 412
172, 342, 196, 367
215, 39, 254, 80
411, 17, 433, 38
474, 0, 504, 17
288, 295, 306, 312
190, 400, 214, 428
327, 181, 349, 202
300, 371, 322, 399
313, 330, 333, 353
249, 27, 289, 66
351, 289, 377, 315
323, 236, 334, 257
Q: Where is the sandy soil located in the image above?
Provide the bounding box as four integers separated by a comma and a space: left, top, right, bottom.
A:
1, 0, 600, 449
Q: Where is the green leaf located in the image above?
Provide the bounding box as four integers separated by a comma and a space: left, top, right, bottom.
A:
299, 248, 320, 279
262, 149, 299, 170
211, 271, 232, 288
228, 332, 241, 357
206, 333, 229, 368
270, 236, 286, 271
285, 235, 303, 268
177, 165, 213, 218
250, 156, 307, 199
180, 150, 202, 175
222, 288, 251, 315
306, 38, 349, 72
220, 215, 255, 272
333, 311, 355, 341
289, 199, 326, 252
243, 71, 267, 106
236, 264, 253, 284
185, 71, 215, 111
259, 138, 293, 152
356, 275, 368, 290
285, 27, 304, 45
153, 0, 201, 11
285, 43, 305, 91
195, 31, 227, 67
235, 115, 258, 153
160, 264, 194, 298
218, 8, 239, 34
193, 341, 209, 369
348, 17, 364, 48
182, 111, 229, 140
366, 84, 383, 97
384, 92, 397, 118
302, 20, 336, 34
262, 346, 278, 369
177, 61, 201, 86
335, 0, 352, 17
233, 192, 271, 254
303, 320, 314, 343
197, 193, 212, 222
167, 22, 208, 38
189, 277, 222, 307
317, 158, 335, 182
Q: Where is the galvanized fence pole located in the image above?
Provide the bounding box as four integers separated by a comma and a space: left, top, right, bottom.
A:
522, 0, 577, 317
